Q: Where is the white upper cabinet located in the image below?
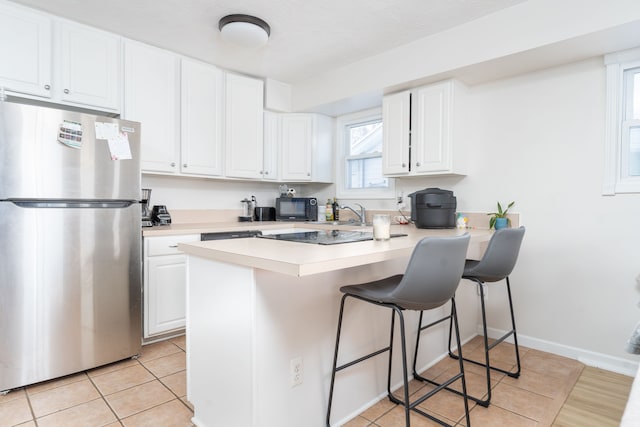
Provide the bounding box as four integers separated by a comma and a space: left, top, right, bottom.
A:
0, 2, 51, 98
0, 2, 121, 112
281, 113, 333, 182
383, 79, 467, 177
181, 58, 224, 177
262, 111, 280, 181
225, 73, 265, 179
124, 40, 180, 174
382, 90, 411, 175
57, 21, 121, 111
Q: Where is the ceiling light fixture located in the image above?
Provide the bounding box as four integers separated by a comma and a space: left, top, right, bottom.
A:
218, 14, 270, 49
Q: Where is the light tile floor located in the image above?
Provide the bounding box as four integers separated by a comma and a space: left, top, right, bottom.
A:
343, 336, 585, 427
0, 336, 193, 427
0, 335, 614, 427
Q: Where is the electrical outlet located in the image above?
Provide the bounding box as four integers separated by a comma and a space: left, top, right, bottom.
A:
396, 191, 406, 209
290, 357, 303, 387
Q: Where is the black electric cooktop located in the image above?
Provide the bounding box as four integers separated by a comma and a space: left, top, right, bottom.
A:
257, 230, 407, 245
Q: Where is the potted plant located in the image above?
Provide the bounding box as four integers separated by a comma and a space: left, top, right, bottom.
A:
488, 201, 514, 230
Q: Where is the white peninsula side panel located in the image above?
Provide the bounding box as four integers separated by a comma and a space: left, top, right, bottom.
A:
185, 253, 478, 427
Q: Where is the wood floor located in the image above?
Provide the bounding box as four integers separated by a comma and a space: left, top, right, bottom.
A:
553, 366, 634, 426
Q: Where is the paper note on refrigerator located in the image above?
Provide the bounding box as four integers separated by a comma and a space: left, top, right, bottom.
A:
94, 122, 119, 140
107, 132, 132, 160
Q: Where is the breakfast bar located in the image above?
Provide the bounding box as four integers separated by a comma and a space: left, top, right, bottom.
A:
178, 225, 492, 427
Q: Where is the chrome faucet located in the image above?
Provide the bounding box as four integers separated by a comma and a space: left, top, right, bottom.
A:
340, 203, 366, 225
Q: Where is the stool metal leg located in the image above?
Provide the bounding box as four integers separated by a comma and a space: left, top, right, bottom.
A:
505, 277, 522, 377
329, 297, 470, 427
411, 299, 471, 427
385, 308, 411, 427
327, 296, 398, 426
446, 276, 521, 408
326, 293, 349, 427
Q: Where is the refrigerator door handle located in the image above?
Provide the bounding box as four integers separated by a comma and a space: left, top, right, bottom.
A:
7, 199, 136, 209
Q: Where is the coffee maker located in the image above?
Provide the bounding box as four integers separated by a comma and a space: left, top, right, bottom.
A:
141, 188, 153, 227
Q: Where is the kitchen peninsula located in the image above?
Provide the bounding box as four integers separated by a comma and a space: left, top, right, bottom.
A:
178, 224, 492, 427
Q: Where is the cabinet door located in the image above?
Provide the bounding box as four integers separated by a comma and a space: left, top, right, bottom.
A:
281, 114, 313, 181
146, 254, 186, 336
58, 22, 120, 111
262, 111, 280, 180
382, 91, 410, 175
311, 114, 333, 183
412, 82, 451, 173
181, 58, 224, 176
0, 2, 51, 98
225, 73, 264, 179
124, 41, 179, 173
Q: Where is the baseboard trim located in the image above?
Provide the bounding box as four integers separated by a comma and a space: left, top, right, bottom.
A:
483, 325, 640, 377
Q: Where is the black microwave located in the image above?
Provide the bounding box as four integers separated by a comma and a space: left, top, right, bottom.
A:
275, 197, 318, 221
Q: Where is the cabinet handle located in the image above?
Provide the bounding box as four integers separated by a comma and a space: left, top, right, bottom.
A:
307, 172, 311, 176
259, 170, 264, 174
170, 162, 176, 167
264, 171, 269, 175
44, 85, 51, 90
416, 162, 421, 167
402, 163, 406, 168
63, 89, 70, 94
168, 244, 178, 248
183, 164, 188, 168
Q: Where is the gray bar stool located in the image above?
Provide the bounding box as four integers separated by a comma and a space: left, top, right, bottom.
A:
326, 234, 471, 427
422, 226, 525, 407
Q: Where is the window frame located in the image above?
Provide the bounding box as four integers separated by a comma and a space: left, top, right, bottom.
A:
603, 48, 640, 194
335, 107, 395, 199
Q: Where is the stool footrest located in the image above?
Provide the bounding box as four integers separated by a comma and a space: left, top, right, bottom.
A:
336, 346, 391, 372
487, 329, 515, 351
418, 314, 452, 332
415, 371, 490, 408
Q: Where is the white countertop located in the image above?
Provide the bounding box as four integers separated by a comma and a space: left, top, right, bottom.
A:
177, 223, 492, 277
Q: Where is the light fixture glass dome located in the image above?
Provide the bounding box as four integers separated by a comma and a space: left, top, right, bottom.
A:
219, 14, 270, 49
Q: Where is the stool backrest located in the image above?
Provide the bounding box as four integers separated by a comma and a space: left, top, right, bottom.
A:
465, 226, 525, 282
390, 234, 470, 310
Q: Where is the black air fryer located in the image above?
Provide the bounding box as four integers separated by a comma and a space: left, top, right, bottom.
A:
409, 188, 456, 229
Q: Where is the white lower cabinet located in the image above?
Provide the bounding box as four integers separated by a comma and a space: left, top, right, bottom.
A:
143, 234, 198, 339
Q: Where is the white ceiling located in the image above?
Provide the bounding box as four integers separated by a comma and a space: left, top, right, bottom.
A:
8, 0, 526, 84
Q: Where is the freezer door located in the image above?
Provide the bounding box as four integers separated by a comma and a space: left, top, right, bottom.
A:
0, 202, 142, 391
0, 102, 141, 200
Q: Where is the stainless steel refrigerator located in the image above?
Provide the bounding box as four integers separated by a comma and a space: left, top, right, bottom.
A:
0, 101, 142, 392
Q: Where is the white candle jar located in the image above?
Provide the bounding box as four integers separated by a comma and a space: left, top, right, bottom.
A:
373, 214, 391, 240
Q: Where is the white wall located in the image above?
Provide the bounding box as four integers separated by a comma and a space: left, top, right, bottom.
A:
142, 174, 334, 211
388, 57, 640, 371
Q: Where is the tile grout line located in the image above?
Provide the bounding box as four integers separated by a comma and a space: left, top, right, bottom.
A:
86, 359, 133, 427
21, 386, 39, 427
136, 342, 195, 414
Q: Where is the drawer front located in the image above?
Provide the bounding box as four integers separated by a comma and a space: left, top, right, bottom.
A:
145, 234, 199, 256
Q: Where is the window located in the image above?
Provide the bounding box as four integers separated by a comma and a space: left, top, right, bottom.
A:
604, 48, 640, 194
336, 108, 394, 199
